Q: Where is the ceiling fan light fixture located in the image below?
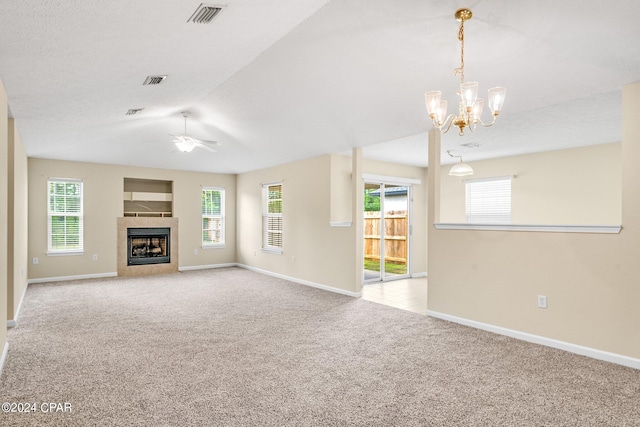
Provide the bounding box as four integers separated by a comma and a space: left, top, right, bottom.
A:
174, 113, 196, 152
175, 139, 195, 153
171, 111, 219, 153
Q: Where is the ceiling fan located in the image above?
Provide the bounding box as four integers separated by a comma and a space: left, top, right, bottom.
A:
171, 111, 220, 153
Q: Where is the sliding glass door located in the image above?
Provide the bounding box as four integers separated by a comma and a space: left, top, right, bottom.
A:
363, 182, 411, 283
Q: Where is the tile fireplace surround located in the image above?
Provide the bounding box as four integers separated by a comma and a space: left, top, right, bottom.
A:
117, 217, 179, 277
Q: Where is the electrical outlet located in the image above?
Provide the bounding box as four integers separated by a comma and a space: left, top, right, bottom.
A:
291, 256, 296, 264
194, 249, 198, 255
537, 295, 548, 309
92, 254, 98, 261
32, 257, 38, 265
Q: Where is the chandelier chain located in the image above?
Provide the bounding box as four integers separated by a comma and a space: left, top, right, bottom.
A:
458, 19, 465, 83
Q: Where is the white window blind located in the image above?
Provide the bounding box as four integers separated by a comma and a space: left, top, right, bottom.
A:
202, 187, 225, 246
262, 183, 283, 253
48, 178, 84, 253
465, 176, 511, 224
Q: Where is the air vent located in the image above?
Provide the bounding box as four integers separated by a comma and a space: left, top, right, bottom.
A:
461, 142, 480, 148
126, 108, 144, 116
143, 75, 167, 85
188, 4, 224, 24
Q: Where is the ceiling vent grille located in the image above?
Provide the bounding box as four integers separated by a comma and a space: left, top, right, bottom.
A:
126, 108, 144, 116
143, 75, 167, 85
461, 142, 480, 148
188, 4, 224, 24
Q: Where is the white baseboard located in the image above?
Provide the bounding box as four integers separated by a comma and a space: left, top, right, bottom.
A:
329, 221, 352, 227
0, 342, 8, 378
28, 272, 118, 285
179, 263, 239, 272
11, 281, 29, 326
237, 264, 362, 298
411, 272, 428, 278
427, 310, 640, 370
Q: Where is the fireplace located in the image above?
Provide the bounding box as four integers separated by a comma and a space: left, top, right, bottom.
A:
127, 227, 170, 266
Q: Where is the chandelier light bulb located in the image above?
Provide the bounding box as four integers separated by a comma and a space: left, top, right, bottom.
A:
435, 100, 448, 125
488, 87, 507, 115
472, 99, 484, 123
425, 91, 442, 117
460, 82, 478, 109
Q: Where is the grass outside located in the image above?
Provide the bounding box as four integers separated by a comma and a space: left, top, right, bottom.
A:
364, 259, 407, 275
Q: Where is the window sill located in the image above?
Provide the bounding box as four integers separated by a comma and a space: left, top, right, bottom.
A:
202, 244, 226, 249
262, 248, 283, 255
47, 251, 85, 256
434, 223, 622, 234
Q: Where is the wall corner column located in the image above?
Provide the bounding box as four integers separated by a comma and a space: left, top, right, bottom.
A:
352, 148, 363, 289
427, 129, 441, 226
0, 80, 8, 352
426, 129, 440, 285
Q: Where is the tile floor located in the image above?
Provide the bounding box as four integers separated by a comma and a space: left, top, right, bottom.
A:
361, 277, 428, 315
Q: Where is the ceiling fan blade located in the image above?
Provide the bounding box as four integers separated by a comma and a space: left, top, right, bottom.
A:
197, 139, 221, 146
195, 142, 217, 153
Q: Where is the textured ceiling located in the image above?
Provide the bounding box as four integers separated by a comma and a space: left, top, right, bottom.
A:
0, 0, 638, 173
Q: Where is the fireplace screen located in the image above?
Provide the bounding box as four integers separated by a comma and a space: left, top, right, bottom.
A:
127, 227, 170, 266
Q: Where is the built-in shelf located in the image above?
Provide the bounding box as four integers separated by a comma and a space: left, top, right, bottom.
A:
123, 192, 173, 202
123, 211, 173, 218
124, 178, 173, 218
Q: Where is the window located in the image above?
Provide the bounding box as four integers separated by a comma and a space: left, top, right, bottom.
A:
202, 187, 225, 246
48, 178, 83, 253
262, 183, 283, 253
465, 176, 511, 224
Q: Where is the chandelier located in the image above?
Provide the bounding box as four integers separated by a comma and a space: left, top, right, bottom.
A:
425, 8, 506, 136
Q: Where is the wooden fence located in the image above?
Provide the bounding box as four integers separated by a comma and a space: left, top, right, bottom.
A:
364, 210, 407, 264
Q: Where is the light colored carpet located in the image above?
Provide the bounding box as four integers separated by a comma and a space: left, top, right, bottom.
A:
0, 267, 638, 426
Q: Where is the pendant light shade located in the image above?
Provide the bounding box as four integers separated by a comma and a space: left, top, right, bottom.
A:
447, 150, 474, 176
449, 160, 474, 176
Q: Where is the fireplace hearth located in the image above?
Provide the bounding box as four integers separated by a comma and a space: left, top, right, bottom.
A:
127, 227, 170, 266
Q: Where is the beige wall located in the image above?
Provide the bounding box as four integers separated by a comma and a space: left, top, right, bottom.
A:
28, 159, 236, 280
329, 154, 352, 224
440, 143, 621, 225
8, 119, 28, 321
236, 155, 359, 293
236, 153, 429, 293
427, 83, 640, 360
0, 81, 8, 350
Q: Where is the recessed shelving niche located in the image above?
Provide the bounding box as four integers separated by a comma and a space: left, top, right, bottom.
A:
123, 178, 173, 217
